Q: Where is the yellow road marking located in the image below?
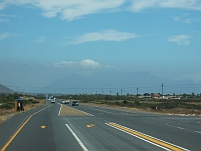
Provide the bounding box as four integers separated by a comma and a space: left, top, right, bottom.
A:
1, 105, 51, 151
107, 122, 188, 151
40, 125, 47, 129
86, 124, 95, 128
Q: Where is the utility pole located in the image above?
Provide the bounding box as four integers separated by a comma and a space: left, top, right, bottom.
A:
121, 88, 123, 96
137, 86, 138, 95
162, 83, 164, 100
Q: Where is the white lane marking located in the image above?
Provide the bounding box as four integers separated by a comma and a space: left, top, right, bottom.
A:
65, 124, 88, 151
106, 122, 190, 151
166, 122, 201, 134
105, 123, 171, 151
177, 127, 184, 130
58, 104, 62, 116
195, 131, 201, 134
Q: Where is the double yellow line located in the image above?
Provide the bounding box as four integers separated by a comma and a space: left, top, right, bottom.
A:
1, 105, 51, 151
106, 122, 189, 151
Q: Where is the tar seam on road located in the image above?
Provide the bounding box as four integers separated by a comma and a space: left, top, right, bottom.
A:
65, 124, 88, 151
1, 105, 51, 151
106, 122, 190, 151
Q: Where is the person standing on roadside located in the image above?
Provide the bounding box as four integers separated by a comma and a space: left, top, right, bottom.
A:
20, 102, 24, 111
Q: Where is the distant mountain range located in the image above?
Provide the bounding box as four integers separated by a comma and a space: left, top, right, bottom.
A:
0, 84, 15, 94
35, 71, 200, 95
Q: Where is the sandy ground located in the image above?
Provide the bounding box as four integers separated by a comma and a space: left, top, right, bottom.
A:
0, 99, 45, 124
60, 104, 90, 116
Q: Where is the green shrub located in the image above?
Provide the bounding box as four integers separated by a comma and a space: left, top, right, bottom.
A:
32, 100, 39, 104
123, 100, 128, 104
134, 101, 140, 106
0, 103, 13, 109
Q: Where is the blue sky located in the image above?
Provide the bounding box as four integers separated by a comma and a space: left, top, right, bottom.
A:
0, 0, 201, 93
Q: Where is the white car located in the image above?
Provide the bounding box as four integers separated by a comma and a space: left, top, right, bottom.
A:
60, 99, 69, 104
51, 98, 56, 104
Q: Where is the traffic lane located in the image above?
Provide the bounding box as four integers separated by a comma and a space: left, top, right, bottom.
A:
79, 104, 158, 117
5, 105, 56, 151
83, 105, 199, 150
165, 116, 201, 132
64, 116, 163, 151
78, 104, 201, 136
71, 105, 198, 150
113, 115, 199, 151
62, 105, 187, 151
0, 104, 50, 150
4, 104, 83, 151
50, 104, 84, 151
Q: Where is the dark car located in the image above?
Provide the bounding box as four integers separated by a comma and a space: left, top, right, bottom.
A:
72, 101, 79, 106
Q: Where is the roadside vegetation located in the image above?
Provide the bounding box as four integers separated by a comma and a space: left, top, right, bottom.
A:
1, 92, 201, 123
0, 93, 45, 123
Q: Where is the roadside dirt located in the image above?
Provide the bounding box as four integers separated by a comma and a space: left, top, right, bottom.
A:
61, 104, 90, 116
0, 99, 45, 124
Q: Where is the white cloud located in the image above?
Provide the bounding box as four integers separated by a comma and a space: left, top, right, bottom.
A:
0, 32, 9, 40
0, 0, 126, 21
130, 0, 201, 12
54, 59, 114, 69
0, 14, 16, 22
68, 30, 137, 45
33, 36, 46, 43
0, 18, 9, 22
1, 0, 201, 21
54, 61, 78, 68
167, 34, 191, 45
172, 13, 199, 24
80, 59, 101, 69
173, 16, 192, 24
0, 32, 19, 40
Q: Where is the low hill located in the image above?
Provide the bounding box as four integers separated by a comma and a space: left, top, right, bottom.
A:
0, 84, 15, 94
36, 71, 198, 94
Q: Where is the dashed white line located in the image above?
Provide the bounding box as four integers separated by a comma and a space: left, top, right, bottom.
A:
195, 131, 201, 134
177, 127, 184, 130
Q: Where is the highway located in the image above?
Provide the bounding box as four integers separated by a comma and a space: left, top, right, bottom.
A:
0, 100, 201, 151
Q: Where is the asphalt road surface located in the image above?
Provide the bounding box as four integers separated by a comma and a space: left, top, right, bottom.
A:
0, 100, 201, 151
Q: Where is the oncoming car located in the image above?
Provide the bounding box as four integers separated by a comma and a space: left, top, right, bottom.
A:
60, 99, 69, 104
51, 98, 56, 104
72, 101, 79, 106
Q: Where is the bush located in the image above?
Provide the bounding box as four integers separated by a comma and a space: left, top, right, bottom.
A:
134, 101, 140, 106
82, 99, 89, 103
123, 100, 128, 104
0, 103, 13, 109
32, 100, 39, 104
